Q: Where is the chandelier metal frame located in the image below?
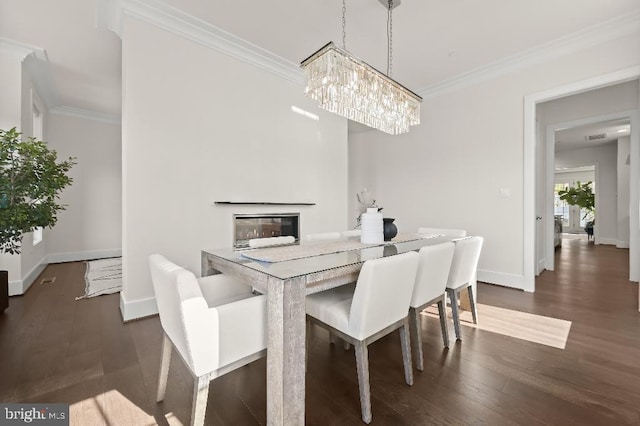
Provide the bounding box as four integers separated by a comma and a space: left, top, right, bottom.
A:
300, 0, 422, 135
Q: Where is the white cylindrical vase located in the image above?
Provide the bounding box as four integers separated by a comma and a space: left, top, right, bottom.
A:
360, 208, 383, 244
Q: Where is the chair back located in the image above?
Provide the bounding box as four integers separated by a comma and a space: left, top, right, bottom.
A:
418, 227, 467, 237
410, 242, 455, 308
248, 236, 295, 248
348, 251, 419, 340
304, 232, 342, 241
447, 237, 483, 288
341, 230, 362, 238
149, 254, 219, 376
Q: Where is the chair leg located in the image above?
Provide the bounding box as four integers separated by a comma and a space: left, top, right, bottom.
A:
191, 375, 210, 426
399, 318, 413, 386
343, 340, 351, 351
437, 295, 450, 348
408, 307, 424, 371
157, 333, 172, 402
448, 288, 462, 340
467, 285, 478, 324
329, 332, 337, 345
354, 341, 372, 424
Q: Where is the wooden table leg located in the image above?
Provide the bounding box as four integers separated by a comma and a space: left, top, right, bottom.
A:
267, 276, 306, 425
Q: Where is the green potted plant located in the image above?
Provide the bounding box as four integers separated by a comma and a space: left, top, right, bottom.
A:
558, 181, 595, 239
0, 127, 76, 312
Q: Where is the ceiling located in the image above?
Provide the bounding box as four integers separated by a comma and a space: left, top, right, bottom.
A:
555, 119, 631, 153
1, 0, 640, 120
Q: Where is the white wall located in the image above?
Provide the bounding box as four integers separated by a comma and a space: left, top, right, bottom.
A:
1, 43, 122, 295
349, 31, 640, 290
0, 43, 24, 283
16, 54, 48, 294
537, 80, 639, 124
45, 112, 122, 261
618, 136, 631, 247
120, 17, 348, 319
0, 45, 22, 130
556, 144, 618, 244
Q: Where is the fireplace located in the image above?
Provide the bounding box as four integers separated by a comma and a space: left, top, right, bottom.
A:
233, 213, 300, 249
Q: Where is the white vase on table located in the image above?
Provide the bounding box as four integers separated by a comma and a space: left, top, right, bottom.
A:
360, 208, 383, 244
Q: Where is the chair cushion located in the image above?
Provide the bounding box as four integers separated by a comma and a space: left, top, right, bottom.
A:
305, 283, 356, 335
216, 295, 268, 369
198, 274, 254, 308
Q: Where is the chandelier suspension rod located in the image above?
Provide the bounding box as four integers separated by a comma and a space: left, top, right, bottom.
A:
342, 0, 347, 50
387, 0, 392, 76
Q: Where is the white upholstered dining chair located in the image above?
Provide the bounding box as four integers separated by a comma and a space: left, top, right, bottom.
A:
409, 242, 455, 370
445, 236, 484, 340
341, 229, 362, 238
149, 254, 267, 426
305, 251, 419, 424
304, 232, 342, 241
417, 227, 467, 237
418, 227, 479, 311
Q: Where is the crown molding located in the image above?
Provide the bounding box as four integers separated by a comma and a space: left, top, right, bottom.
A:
96, 1, 639, 100
418, 10, 640, 99
97, 0, 304, 85
0, 37, 47, 61
0, 38, 58, 110
0, 37, 118, 123
50, 106, 121, 125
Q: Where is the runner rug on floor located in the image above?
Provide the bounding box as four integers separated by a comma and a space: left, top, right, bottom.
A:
423, 303, 572, 349
76, 257, 122, 300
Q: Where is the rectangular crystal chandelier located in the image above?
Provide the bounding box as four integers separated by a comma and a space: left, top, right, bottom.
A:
300, 42, 422, 135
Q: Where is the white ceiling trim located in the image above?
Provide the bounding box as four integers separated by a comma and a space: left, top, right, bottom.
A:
0, 38, 119, 123
97, 0, 304, 85
418, 10, 640, 99
49, 106, 121, 125
0, 38, 58, 111
96, 1, 640, 102
0, 37, 47, 61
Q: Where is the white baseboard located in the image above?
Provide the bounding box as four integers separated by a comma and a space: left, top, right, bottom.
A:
617, 240, 630, 249
120, 292, 158, 322
596, 238, 618, 246
7, 249, 122, 296
8, 279, 23, 296
477, 269, 526, 291
8, 257, 48, 296
47, 248, 122, 264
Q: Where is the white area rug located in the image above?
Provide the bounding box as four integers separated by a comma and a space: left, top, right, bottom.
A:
423, 303, 572, 349
76, 257, 122, 300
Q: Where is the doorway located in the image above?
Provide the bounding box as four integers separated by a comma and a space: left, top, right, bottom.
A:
543, 111, 634, 273
523, 67, 640, 293
554, 167, 595, 234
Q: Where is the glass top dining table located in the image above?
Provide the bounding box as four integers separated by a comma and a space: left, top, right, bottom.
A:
201, 234, 456, 425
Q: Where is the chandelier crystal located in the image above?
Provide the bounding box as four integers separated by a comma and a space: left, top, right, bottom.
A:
300, 1, 422, 135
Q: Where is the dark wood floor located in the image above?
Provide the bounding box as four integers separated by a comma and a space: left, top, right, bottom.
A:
1, 239, 639, 425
